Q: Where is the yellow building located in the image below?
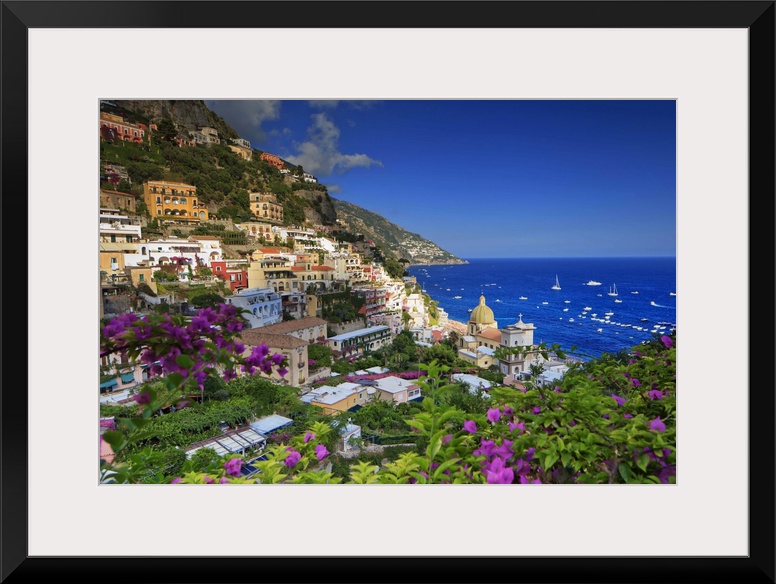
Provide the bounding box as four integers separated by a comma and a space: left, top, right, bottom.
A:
249, 192, 284, 224
143, 180, 209, 226
301, 382, 369, 415
459, 295, 500, 363
125, 265, 156, 292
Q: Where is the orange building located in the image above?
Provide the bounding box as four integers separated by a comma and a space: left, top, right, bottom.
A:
143, 180, 209, 226
100, 112, 146, 143
259, 152, 285, 169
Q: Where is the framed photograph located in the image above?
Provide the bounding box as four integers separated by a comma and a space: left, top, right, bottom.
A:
5, 1, 773, 582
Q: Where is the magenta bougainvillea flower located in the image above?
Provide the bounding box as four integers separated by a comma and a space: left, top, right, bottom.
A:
485, 457, 514, 484
487, 407, 501, 423
474, 439, 496, 459
650, 417, 666, 432
442, 434, 453, 445
133, 391, 151, 405
170, 477, 182, 484
661, 335, 674, 349
219, 477, 230, 484
463, 420, 477, 434
509, 420, 525, 434
631, 378, 642, 387
285, 449, 302, 467
503, 406, 514, 417
612, 394, 626, 407
493, 439, 515, 461
223, 458, 243, 477
315, 444, 329, 461
303, 432, 316, 443
648, 389, 664, 401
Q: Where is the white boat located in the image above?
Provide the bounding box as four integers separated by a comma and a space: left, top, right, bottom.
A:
541, 301, 549, 305
631, 291, 639, 294
605, 311, 614, 316
563, 308, 569, 312
586, 280, 602, 286
669, 292, 677, 296
583, 306, 592, 311
597, 328, 603, 332
519, 296, 528, 300
564, 300, 571, 304
650, 301, 658, 306
607, 283, 618, 297
568, 318, 574, 322
614, 299, 622, 303
454, 295, 462, 299
551, 275, 562, 290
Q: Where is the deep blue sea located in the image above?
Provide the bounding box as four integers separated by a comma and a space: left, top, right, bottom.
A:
408, 257, 677, 360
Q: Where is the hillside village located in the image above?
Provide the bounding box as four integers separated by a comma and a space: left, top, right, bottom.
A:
98, 102, 581, 481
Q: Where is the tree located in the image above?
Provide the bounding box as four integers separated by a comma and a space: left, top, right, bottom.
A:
156, 118, 178, 142
307, 344, 333, 368
190, 293, 224, 309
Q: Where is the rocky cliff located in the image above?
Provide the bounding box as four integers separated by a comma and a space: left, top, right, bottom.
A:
111, 100, 238, 140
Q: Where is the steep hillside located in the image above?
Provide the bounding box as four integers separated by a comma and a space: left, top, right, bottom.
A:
101, 99, 461, 262
110, 100, 238, 140
332, 198, 466, 265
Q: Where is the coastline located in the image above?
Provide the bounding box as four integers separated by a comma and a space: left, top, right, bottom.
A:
441, 318, 468, 336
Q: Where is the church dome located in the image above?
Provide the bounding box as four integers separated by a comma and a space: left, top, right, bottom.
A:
469, 295, 495, 324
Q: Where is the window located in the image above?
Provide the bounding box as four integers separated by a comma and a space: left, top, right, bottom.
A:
139, 274, 145, 282
110, 234, 116, 242
156, 197, 161, 204
215, 266, 221, 272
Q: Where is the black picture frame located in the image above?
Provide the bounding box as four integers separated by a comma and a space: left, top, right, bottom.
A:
3, 1, 773, 582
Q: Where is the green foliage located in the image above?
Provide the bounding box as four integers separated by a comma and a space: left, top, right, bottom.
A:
307, 343, 332, 367
190, 292, 224, 309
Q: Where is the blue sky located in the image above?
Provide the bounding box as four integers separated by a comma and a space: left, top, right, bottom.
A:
206, 100, 676, 259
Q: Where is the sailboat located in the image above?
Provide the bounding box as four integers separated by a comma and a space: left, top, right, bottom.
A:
551, 275, 561, 291
607, 283, 618, 297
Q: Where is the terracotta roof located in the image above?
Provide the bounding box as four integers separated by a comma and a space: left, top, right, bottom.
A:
259, 248, 280, 254
312, 265, 334, 271
238, 330, 307, 350
291, 266, 306, 271
259, 316, 329, 335
477, 328, 502, 343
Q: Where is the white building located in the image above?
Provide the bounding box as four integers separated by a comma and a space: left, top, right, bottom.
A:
371, 376, 422, 404
224, 287, 283, 329
498, 314, 541, 380
327, 325, 391, 357
99, 209, 142, 243
124, 236, 222, 268
451, 373, 493, 397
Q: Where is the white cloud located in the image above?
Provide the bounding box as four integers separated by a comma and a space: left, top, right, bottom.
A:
286, 113, 382, 176
205, 100, 281, 143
